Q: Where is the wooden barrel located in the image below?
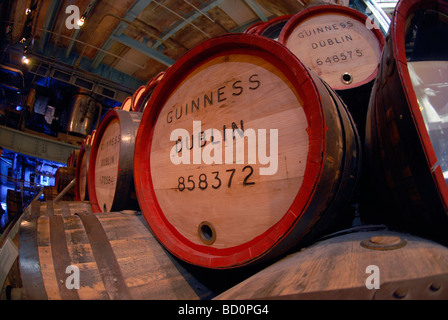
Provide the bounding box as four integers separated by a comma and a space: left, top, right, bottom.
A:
278, 4, 385, 140
215, 228, 448, 299
18, 201, 210, 300
256, 15, 292, 40
134, 34, 361, 269
134, 72, 165, 113
75, 136, 93, 201
6, 189, 22, 220
120, 96, 133, 111
244, 21, 264, 35
131, 85, 146, 112
361, 0, 448, 244
88, 109, 141, 213
55, 167, 76, 199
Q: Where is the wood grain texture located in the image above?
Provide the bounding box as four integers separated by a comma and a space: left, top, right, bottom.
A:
215, 229, 448, 299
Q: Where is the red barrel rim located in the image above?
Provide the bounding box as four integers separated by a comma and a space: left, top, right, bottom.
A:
278, 4, 385, 90
257, 15, 292, 37
244, 21, 265, 34
391, 0, 448, 211
134, 34, 328, 268
132, 86, 147, 112
120, 96, 133, 111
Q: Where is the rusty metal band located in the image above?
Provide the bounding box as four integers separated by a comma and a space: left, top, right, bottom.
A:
18, 216, 48, 300
75, 211, 132, 300
49, 215, 80, 300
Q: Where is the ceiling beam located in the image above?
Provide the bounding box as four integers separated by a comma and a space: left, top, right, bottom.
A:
110, 34, 175, 66
38, 0, 61, 52
151, 0, 226, 50
91, 0, 153, 70
243, 0, 268, 22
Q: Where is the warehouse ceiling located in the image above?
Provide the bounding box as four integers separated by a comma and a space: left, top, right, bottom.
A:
4, 0, 341, 96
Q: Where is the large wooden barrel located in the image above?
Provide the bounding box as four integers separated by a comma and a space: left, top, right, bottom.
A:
134, 34, 361, 269
18, 201, 210, 300
131, 85, 146, 112
215, 228, 448, 299
88, 109, 141, 213
279, 4, 385, 140
361, 0, 448, 244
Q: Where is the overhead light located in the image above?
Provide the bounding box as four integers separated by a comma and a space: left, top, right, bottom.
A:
25, 8, 31, 15
77, 16, 86, 27
22, 56, 30, 64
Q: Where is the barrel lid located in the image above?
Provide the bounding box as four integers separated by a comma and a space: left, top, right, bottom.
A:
390, 0, 448, 211
120, 96, 133, 111
134, 34, 328, 269
279, 4, 385, 90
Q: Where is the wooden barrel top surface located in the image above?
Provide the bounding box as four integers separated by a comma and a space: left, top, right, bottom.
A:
134, 34, 360, 269
88, 109, 141, 213
279, 4, 384, 90
215, 228, 448, 300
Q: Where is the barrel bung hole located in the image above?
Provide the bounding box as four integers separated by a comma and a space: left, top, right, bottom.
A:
198, 221, 216, 245
342, 73, 353, 85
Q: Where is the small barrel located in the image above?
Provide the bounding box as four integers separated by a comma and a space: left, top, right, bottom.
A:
134, 34, 361, 269
120, 96, 133, 111
6, 189, 22, 220
55, 166, 76, 200
279, 4, 385, 140
134, 72, 165, 113
75, 135, 94, 201
256, 15, 292, 40
88, 109, 141, 213
361, 0, 448, 244
131, 85, 147, 112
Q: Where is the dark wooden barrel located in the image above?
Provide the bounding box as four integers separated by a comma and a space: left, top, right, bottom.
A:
134, 34, 361, 269
6, 189, 22, 220
361, 0, 448, 244
256, 15, 292, 40
88, 109, 141, 213
55, 167, 76, 199
279, 4, 385, 141
75, 134, 94, 201
120, 96, 133, 111
18, 202, 209, 300
66, 150, 80, 167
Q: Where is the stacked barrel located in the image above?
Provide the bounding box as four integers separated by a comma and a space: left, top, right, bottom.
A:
77, 0, 448, 270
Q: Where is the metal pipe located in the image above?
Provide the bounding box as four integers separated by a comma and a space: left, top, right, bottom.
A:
54, 178, 75, 202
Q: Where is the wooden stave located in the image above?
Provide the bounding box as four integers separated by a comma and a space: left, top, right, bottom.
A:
88, 109, 142, 213
18, 201, 207, 300
361, 0, 448, 244
133, 34, 361, 269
